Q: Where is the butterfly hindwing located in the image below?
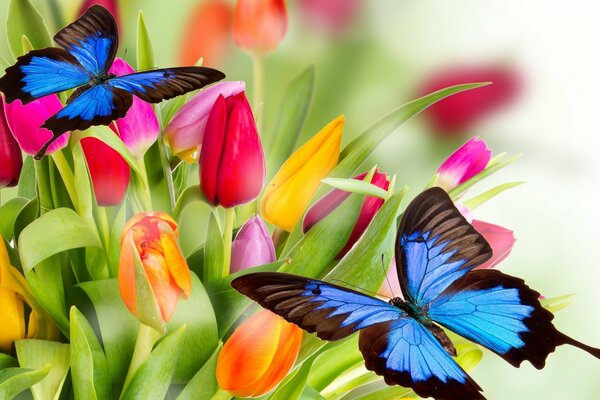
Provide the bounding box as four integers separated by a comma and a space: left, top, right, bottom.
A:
107, 67, 227, 103
396, 187, 492, 305
231, 272, 406, 341
54, 5, 118, 76
359, 318, 485, 400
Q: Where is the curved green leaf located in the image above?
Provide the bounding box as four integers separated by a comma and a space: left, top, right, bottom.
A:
0, 365, 51, 399
0, 197, 28, 240
6, 0, 52, 58
268, 353, 318, 400
321, 178, 387, 199
136, 11, 156, 71
176, 344, 221, 400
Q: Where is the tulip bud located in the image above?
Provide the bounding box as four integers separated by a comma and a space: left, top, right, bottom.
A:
165, 81, 245, 162
4, 95, 69, 156
303, 169, 390, 256
420, 64, 519, 136
0, 98, 22, 188
217, 309, 302, 397
436, 137, 491, 191
81, 137, 130, 206
108, 58, 159, 158
231, 216, 276, 273
472, 220, 515, 269
261, 115, 344, 232
233, 0, 288, 56
200, 92, 265, 208
118, 212, 191, 330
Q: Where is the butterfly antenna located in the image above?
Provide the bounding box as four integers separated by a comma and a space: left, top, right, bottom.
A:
381, 254, 395, 298
123, 48, 128, 59
329, 279, 382, 297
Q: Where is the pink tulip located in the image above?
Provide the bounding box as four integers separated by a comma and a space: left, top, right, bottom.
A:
0, 98, 22, 188
436, 137, 491, 190
472, 220, 515, 269
165, 81, 245, 162
108, 59, 159, 158
3, 95, 69, 156
230, 216, 276, 273
80, 0, 120, 28
298, 0, 361, 35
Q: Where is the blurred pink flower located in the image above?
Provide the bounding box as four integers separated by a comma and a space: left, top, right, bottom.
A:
230, 216, 276, 273
436, 137, 491, 190
298, 0, 361, 35
421, 64, 519, 136
108, 58, 159, 158
0, 98, 22, 188
80, 0, 119, 28
472, 220, 515, 269
165, 81, 245, 162
4, 96, 69, 156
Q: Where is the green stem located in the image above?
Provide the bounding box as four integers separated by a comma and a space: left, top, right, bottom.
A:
158, 137, 177, 211
222, 207, 236, 278
33, 158, 53, 213
120, 323, 162, 398
210, 389, 232, 400
135, 158, 153, 211
252, 55, 266, 136
51, 150, 79, 210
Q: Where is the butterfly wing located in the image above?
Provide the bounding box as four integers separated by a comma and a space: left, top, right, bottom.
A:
231, 272, 406, 341
396, 187, 492, 306
54, 5, 118, 76
359, 318, 485, 400
106, 67, 226, 103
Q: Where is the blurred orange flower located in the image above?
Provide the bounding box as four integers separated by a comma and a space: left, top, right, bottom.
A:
217, 309, 302, 397
233, 0, 287, 56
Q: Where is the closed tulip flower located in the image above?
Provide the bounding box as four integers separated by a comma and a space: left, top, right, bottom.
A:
200, 92, 265, 207
165, 81, 245, 162
231, 216, 276, 273
472, 220, 515, 269
118, 212, 191, 330
233, 0, 287, 56
0, 99, 22, 188
436, 136, 491, 191
261, 115, 344, 231
217, 309, 302, 397
303, 169, 390, 256
4, 95, 69, 156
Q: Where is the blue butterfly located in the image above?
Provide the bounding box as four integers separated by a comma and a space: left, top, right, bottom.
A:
0, 5, 225, 159
232, 187, 600, 400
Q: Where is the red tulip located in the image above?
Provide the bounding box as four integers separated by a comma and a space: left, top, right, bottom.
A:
0, 98, 22, 188
472, 220, 516, 269
233, 0, 287, 56
200, 92, 265, 208
303, 169, 390, 256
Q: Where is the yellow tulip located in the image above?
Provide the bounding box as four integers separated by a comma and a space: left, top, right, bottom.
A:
260, 115, 345, 231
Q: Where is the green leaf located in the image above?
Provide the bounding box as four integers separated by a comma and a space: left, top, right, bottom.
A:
267, 66, 315, 176
0, 354, 18, 370
541, 294, 575, 313
0, 365, 51, 399
461, 181, 524, 210
267, 354, 318, 400
18, 208, 102, 273
108, 203, 127, 278
69, 307, 112, 400
120, 325, 186, 400
0, 55, 9, 71
203, 210, 225, 283
348, 385, 413, 400
136, 11, 156, 71
176, 344, 221, 400
13, 198, 38, 247
321, 178, 387, 199
6, 0, 52, 58
173, 185, 208, 221
17, 156, 36, 199
15, 339, 70, 400
449, 154, 522, 198
454, 343, 483, 373
308, 337, 362, 392
0, 197, 29, 240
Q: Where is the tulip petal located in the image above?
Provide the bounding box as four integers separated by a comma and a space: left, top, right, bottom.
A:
472, 220, 516, 269
0, 98, 22, 188
118, 232, 138, 316
230, 216, 276, 273
233, 0, 288, 55
436, 136, 491, 190
200, 95, 228, 204
0, 288, 25, 352
160, 231, 192, 297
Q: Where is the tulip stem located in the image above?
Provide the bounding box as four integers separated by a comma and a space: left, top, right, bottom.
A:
159, 137, 177, 211
252, 55, 266, 136
51, 150, 79, 210
210, 389, 232, 400
222, 207, 236, 278
120, 323, 162, 398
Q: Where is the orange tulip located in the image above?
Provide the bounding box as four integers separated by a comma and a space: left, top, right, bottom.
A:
118, 212, 191, 331
217, 309, 302, 397
233, 0, 288, 56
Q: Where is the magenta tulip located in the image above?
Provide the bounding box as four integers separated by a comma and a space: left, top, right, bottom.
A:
298, 0, 361, 34
303, 169, 390, 256
230, 216, 276, 273
200, 92, 265, 208
80, 0, 120, 28
4, 95, 69, 156
0, 99, 22, 188
436, 137, 491, 190
165, 81, 245, 162
472, 220, 516, 269
108, 58, 159, 158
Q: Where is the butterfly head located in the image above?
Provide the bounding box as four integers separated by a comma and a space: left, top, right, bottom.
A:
390, 297, 431, 324
94, 73, 117, 85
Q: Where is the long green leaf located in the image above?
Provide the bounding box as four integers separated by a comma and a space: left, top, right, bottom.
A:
321, 178, 387, 199
203, 210, 225, 283
6, 0, 52, 58
176, 344, 221, 400
136, 11, 156, 71
0, 365, 51, 399
267, 354, 318, 400
0, 197, 28, 240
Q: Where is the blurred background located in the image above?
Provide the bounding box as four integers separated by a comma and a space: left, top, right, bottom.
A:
1, 0, 599, 398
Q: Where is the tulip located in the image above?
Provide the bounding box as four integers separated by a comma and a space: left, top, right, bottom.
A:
108, 58, 159, 158
420, 64, 519, 136
165, 81, 245, 162
233, 0, 287, 56
81, 137, 130, 206
303, 169, 390, 256
436, 136, 491, 191
230, 216, 276, 273
80, 0, 119, 28
118, 212, 191, 330
179, 0, 233, 67
261, 115, 344, 231
0, 99, 22, 188
3, 95, 69, 156
298, 0, 361, 35
472, 220, 515, 269
200, 92, 265, 207
217, 309, 302, 397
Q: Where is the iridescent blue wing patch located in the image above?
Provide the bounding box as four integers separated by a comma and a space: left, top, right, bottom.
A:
359, 318, 484, 400
107, 67, 226, 103
231, 272, 406, 341
396, 187, 492, 306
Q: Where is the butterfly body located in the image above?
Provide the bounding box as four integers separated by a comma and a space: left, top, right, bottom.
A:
0, 5, 225, 159
232, 187, 600, 400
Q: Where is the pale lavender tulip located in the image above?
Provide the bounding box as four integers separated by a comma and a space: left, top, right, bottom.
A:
230, 216, 275, 273
165, 81, 245, 162
436, 136, 491, 190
